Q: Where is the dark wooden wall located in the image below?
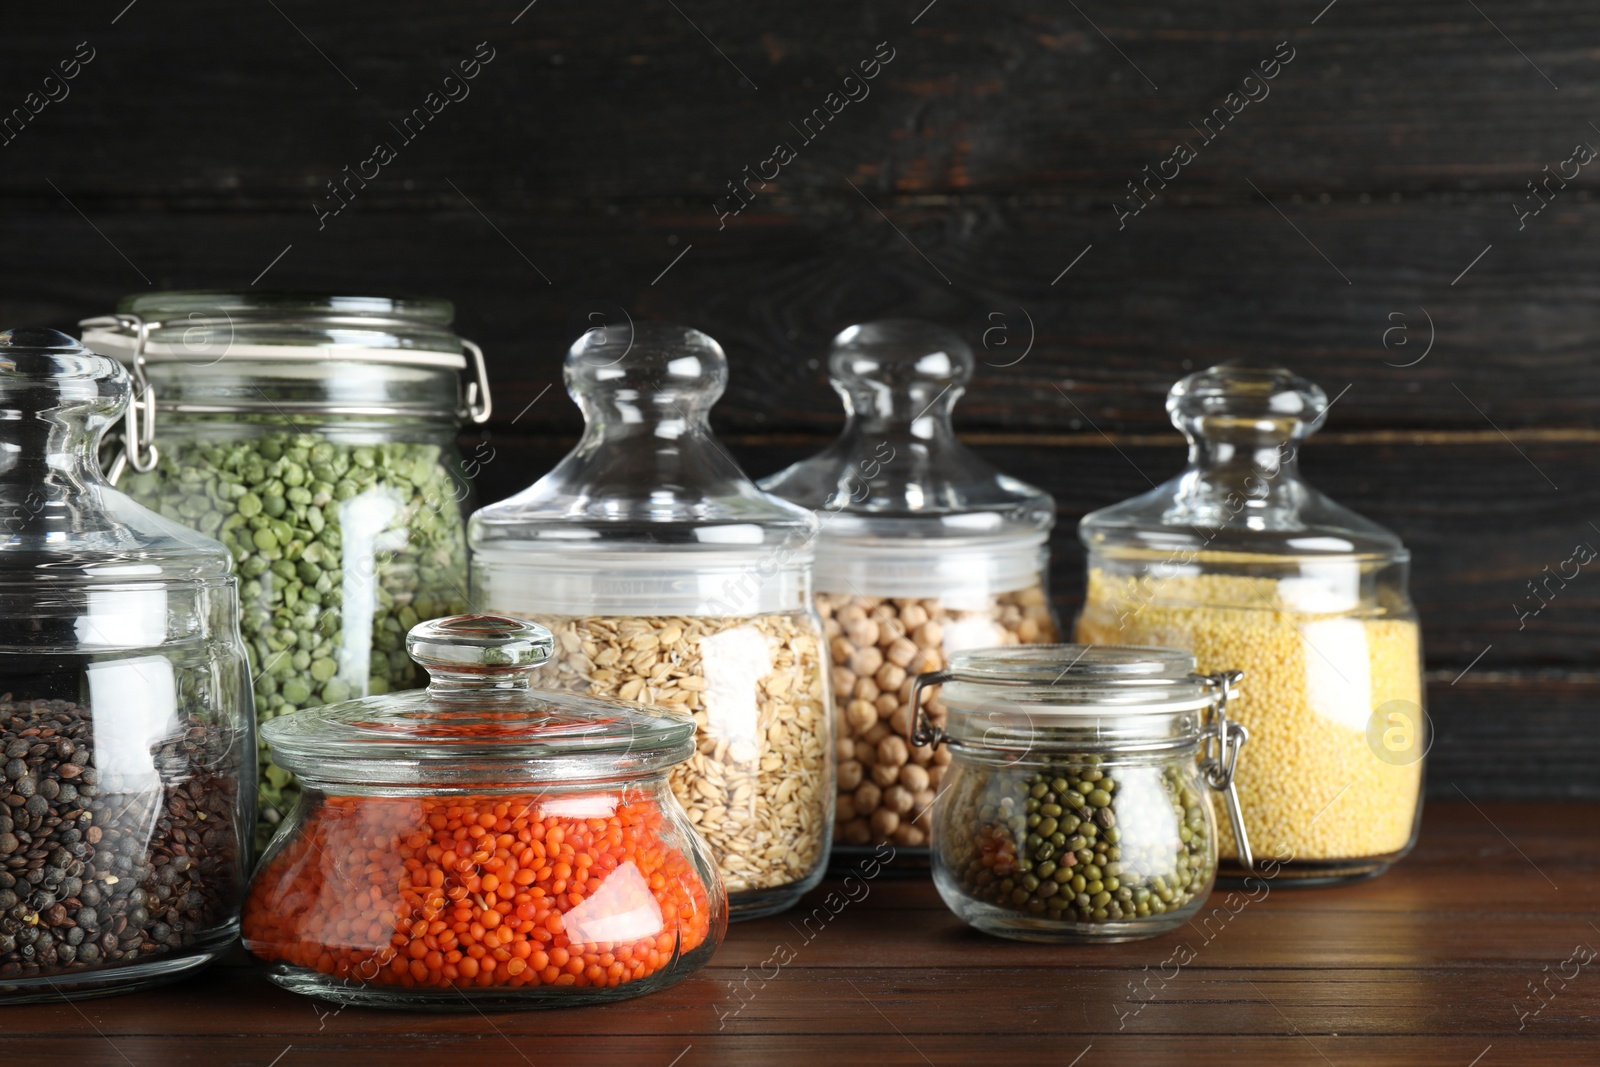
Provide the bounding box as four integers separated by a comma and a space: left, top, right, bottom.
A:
3, 1, 1596, 795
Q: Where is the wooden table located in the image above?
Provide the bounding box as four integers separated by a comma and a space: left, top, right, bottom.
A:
4, 801, 1595, 1065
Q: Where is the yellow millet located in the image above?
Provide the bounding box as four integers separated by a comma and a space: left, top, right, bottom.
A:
1077, 568, 1423, 864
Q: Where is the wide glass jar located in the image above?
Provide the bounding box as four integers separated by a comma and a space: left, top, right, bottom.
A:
914, 645, 1250, 943
243, 614, 725, 1009
82, 293, 487, 849
471, 323, 833, 920
1076, 363, 1426, 884
760, 320, 1058, 853
0, 329, 253, 1002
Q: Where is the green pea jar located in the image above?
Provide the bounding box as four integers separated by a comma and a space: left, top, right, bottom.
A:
82, 293, 489, 848
910, 645, 1252, 943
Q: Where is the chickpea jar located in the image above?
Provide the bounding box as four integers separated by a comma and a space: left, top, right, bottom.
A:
912, 645, 1252, 943
761, 321, 1058, 855
1076, 363, 1426, 884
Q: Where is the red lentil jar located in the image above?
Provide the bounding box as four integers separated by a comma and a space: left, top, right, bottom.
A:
242, 615, 725, 1009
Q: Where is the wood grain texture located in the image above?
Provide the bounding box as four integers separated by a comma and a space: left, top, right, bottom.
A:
0, 1, 1596, 793
0, 803, 1592, 1065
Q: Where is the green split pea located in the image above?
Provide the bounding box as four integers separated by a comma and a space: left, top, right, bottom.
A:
122, 428, 471, 848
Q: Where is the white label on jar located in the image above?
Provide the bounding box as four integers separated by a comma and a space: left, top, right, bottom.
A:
1299, 618, 1373, 733
699, 624, 772, 761
87, 655, 180, 798
337, 486, 407, 687
559, 860, 664, 945
942, 615, 1006, 653
75, 586, 168, 648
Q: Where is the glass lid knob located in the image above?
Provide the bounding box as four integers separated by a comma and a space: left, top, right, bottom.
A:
406, 614, 554, 689
829, 319, 972, 426
566, 322, 726, 427
1168, 361, 1327, 446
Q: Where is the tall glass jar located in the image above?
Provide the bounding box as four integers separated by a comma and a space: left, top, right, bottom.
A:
81, 293, 485, 849
471, 323, 833, 920
0, 329, 253, 1002
1076, 363, 1426, 884
913, 645, 1250, 943
760, 320, 1057, 853
243, 615, 725, 1008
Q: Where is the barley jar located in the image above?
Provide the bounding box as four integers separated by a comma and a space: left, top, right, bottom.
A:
1075, 363, 1425, 884
470, 324, 832, 919
761, 321, 1059, 854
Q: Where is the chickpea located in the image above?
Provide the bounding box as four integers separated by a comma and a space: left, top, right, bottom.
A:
870, 808, 900, 838
849, 645, 884, 677
883, 785, 915, 815
877, 734, 910, 768
871, 763, 900, 788
846, 699, 877, 732
854, 781, 882, 812
875, 663, 906, 693
838, 759, 864, 791
900, 763, 930, 792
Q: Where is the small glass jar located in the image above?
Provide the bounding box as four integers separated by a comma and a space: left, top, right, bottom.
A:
0, 329, 254, 1002
82, 293, 487, 849
471, 324, 833, 920
760, 320, 1058, 854
242, 614, 725, 1009
1076, 363, 1426, 884
912, 645, 1249, 943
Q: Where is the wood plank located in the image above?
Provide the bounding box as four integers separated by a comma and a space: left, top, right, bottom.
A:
0, 804, 1593, 1065
3, 203, 1600, 433
1, 1, 1595, 200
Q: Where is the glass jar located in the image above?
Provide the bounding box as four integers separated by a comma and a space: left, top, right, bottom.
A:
242, 615, 725, 1009
1076, 363, 1426, 884
470, 323, 832, 920
760, 320, 1058, 853
912, 645, 1250, 943
0, 329, 253, 1002
81, 293, 487, 849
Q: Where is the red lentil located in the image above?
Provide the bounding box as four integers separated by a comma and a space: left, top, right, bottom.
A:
242, 792, 717, 989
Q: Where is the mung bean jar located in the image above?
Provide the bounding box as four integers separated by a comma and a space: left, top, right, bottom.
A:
1075, 363, 1426, 884
82, 293, 487, 849
0, 329, 253, 1002
913, 645, 1250, 943
471, 323, 833, 920
760, 320, 1058, 854
242, 614, 725, 1009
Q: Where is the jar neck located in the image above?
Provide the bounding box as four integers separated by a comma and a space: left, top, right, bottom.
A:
1177, 437, 1304, 513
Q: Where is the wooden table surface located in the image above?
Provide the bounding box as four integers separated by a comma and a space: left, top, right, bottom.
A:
3, 801, 1596, 1066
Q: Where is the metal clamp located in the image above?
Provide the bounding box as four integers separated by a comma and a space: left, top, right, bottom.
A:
463, 339, 492, 424
906, 669, 954, 749
1199, 669, 1253, 873
83, 313, 159, 484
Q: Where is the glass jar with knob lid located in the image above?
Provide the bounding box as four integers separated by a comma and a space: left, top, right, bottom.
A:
242, 614, 725, 1008
1075, 362, 1426, 884
911, 644, 1250, 942
470, 323, 833, 920
81, 292, 486, 849
0, 328, 254, 1001
760, 320, 1058, 854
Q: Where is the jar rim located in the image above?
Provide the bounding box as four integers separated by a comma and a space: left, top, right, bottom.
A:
261, 687, 698, 787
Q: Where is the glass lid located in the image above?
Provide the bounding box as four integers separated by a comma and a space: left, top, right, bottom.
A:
472, 323, 816, 556
936, 644, 1222, 713
264, 616, 698, 786
1078, 362, 1405, 560
80, 291, 469, 368
759, 319, 1054, 547
0, 327, 232, 597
